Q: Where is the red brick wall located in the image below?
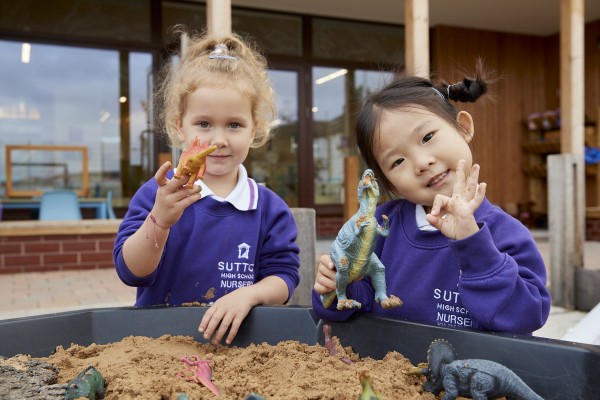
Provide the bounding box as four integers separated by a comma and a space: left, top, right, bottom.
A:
0, 233, 117, 274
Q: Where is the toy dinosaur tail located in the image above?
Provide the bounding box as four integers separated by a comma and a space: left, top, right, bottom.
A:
320, 292, 337, 308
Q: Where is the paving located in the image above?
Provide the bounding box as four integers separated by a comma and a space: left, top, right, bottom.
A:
0, 236, 598, 345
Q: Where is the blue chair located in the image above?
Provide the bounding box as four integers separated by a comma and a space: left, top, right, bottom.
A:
39, 189, 82, 221
106, 190, 116, 219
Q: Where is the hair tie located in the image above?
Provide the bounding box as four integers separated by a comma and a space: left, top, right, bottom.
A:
432, 87, 445, 101
209, 44, 238, 60
446, 84, 452, 99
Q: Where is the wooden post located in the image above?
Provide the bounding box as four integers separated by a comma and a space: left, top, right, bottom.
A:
206, 0, 232, 37
549, 0, 585, 308
548, 154, 584, 308
404, 0, 429, 78
288, 208, 317, 306
560, 0, 585, 155
344, 156, 360, 221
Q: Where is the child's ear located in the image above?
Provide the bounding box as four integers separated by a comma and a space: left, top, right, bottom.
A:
456, 111, 475, 143
175, 120, 185, 143
252, 119, 258, 139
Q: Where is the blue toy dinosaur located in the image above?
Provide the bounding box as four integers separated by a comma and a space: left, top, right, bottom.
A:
321, 169, 402, 310
406, 339, 544, 400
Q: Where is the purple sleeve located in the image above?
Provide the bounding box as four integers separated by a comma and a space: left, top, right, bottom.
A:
450, 220, 551, 334
256, 189, 301, 302
113, 177, 160, 286
310, 280, 376, 321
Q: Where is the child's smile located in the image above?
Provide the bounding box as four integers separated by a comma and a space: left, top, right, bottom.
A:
427, 170, 450, 188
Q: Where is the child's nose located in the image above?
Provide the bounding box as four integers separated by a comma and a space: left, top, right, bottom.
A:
209, 128, 227, 147
414, 155, 435, 175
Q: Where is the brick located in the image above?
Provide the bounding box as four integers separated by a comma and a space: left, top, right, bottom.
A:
63, 241, 96, 251
4, 254, 41, 266
43, 235, 81, 241
25, 242, 61, 253
80, 252, 113, 263
98, 240, 116, 250
0, 243, 23, 254
44, 253, 79, 264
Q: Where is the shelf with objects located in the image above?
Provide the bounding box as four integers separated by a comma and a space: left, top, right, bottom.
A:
522, 108, 600, 229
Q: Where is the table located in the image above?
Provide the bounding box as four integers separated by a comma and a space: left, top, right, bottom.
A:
0, 197, 108, 219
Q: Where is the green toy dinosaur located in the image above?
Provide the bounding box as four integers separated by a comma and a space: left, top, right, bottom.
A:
321, 169, 402, 310
64, 365, 105, 400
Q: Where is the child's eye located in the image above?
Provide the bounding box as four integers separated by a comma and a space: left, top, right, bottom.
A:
198, 121, 210, 128
228, 122, 241, 129
422, 132, 434, 143
391, 158, 404, 168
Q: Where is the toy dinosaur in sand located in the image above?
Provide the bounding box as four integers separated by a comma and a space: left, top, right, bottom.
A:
64, 365, 105, 400
321, 169, 402, 310
177, 355, 220, 397
358, 371, 384, 400
174, 137, 217, 188
405, 339, 544, 400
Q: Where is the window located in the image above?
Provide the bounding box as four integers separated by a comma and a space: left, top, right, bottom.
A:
312, 68, 394, 205
245, 69, 299, 206
0, 40, 152, 198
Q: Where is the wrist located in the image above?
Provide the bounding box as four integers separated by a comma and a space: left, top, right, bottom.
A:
149, 212, 169, 229
456, 219, 479, 240
145, 212, 170, 249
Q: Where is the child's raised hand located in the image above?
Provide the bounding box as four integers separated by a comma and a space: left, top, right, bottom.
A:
150, 161, 202, 228
314, 254, 337, 295
426, 159, 487, 240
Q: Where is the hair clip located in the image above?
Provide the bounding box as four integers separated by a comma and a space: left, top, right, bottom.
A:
209, 44, 238, 60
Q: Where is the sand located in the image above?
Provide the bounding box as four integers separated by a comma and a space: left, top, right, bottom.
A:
36, 333, 437, 400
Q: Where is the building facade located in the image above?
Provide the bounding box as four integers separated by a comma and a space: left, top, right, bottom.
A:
0, 0, 408, 234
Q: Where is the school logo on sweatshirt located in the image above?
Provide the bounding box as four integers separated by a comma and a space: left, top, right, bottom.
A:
433, 288, 474, 329
238, 243, 250, 259
218, 242, 254, 290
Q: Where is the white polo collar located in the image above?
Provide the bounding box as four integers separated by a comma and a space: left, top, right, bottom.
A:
193, 165, 259, 211
415, 203, 438, 231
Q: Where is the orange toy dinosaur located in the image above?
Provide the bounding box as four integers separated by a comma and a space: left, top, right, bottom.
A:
174, 137, 217, 188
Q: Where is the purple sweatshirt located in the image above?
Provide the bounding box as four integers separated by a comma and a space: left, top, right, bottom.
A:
114, 172, 300, 307
312, 198, 551, 335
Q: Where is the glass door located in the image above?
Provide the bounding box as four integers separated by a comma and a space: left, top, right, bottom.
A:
312, 67, 394, 206
245, 68, 300, 206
